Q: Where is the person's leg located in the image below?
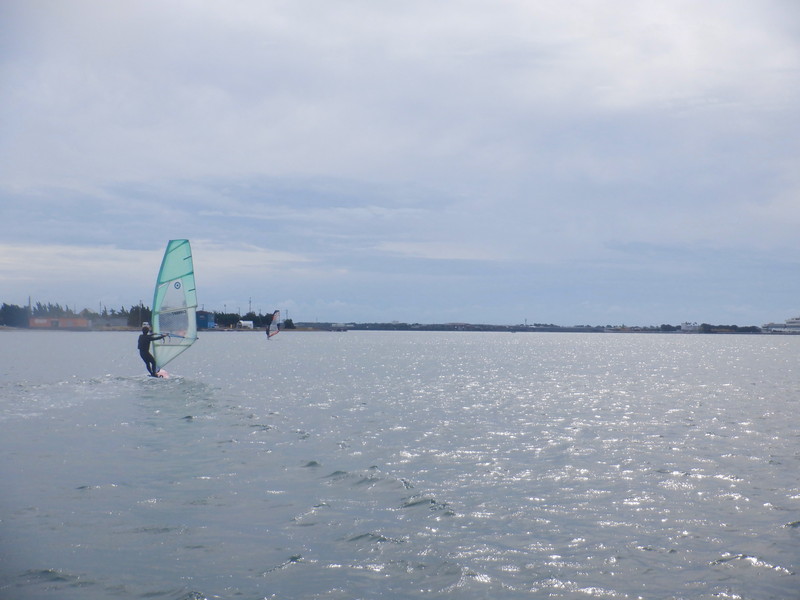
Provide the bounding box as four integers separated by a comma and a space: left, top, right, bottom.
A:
141, 351, 156, 375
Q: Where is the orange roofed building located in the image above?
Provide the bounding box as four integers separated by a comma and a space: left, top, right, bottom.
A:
29, 317, 92, 330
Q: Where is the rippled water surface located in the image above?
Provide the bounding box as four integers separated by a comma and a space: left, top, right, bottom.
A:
1, 330, 798, 599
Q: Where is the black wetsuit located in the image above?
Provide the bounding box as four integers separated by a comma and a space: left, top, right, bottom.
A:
138, 332, 166, 376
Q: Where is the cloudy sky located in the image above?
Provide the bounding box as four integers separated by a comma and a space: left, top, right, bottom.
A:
2, 1, 799, 326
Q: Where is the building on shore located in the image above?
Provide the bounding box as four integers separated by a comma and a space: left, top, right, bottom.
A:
197, 310, 216, 330
762, 316, 800, 333
29, 317, 91, 330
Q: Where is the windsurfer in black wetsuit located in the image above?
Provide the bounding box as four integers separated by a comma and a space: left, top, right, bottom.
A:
138, 325, 167, 377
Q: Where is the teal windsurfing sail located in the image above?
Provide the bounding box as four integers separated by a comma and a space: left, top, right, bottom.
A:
152, 239, 198, 371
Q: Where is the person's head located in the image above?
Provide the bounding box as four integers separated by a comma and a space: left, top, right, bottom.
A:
142, 326, 150, 333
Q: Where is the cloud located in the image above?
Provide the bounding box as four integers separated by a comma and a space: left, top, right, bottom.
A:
375, 241, 508, 262
193, 240, 311, 283
4, 1, 795, 188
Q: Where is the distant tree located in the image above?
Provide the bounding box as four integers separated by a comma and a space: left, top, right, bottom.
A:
31, 302, 72, 317
283, 318, 296, 329
127, 305, 149, 327
0, 303, 29, 327
79, 308, 97, 319
242, 311, 260, 326
214, 312, 241, 328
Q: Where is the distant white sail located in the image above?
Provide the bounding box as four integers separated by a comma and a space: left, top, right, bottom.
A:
152, 239, 198, 371
266, 310, 280, 338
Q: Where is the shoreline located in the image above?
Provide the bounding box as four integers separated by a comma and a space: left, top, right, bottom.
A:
0, 325, 790, 335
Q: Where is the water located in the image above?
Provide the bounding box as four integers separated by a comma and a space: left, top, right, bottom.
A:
1, 330, 798, 600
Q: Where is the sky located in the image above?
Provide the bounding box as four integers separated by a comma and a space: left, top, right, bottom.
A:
2, 0, 799, 326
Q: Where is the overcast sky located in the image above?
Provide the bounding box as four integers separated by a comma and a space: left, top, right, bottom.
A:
2, 1, 799, 326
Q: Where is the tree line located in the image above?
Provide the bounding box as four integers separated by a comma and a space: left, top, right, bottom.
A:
0, 301, 154, 328
0, 302, 292, 329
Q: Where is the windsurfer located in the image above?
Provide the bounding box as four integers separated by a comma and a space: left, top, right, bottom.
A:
138, 325, 167, 377
265, 312, 274, 337
266, 309, 280, 338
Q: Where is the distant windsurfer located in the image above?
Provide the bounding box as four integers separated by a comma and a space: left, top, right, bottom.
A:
265, 312, 274, 337
138, 324, 167, 377
265, 309, 280, 338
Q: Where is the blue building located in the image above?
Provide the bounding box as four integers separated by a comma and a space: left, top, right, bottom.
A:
196, 310, 216, 329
